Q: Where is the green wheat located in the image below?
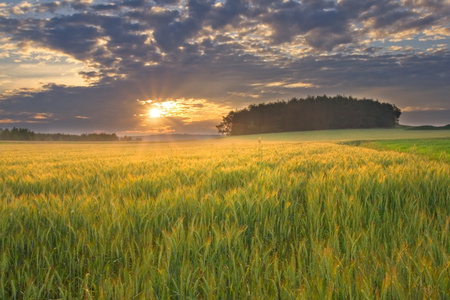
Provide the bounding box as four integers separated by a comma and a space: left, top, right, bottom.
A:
0, 138, 448, 299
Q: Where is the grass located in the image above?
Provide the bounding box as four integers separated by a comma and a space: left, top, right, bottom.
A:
0, 130, 449, 299
344, 138, 450, 163
228, 128, 450, 142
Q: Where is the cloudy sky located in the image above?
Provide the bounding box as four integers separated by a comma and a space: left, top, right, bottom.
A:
0, 0, 449, 135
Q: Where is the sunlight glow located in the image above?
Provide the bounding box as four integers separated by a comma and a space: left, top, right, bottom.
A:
147, 100, 178, 118
136, 98, 232, 134
148, 107, 163, 118
140, 98, 228, 122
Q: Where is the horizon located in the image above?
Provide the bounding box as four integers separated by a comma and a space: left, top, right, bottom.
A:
1, 123, 449, 138
1, 0, 449, 135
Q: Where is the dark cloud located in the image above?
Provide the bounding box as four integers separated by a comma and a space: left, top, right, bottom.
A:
121, 0, 149, 8
91, 4, 120, 12
187, 0, 214, 19
207, 0, 248, 29
128, 7, 179, 25
69, 0, 91, 11
262, 1, 352, 49
305, 28, 353, 52
153, 0, 180, 4
339, 0, 449, 37
153, 18, 200, 52
2, 14, 103, 61
0, 16, 19, 33
45, 21, 100, 57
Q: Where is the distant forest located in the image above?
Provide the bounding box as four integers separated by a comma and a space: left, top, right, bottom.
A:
217, 95, 402, 136
0, 127, 140, 141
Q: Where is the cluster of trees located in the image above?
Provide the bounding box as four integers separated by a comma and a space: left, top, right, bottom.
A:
120, 135, 142, 141
0, 127, 140, 141
217, 95, 401, 135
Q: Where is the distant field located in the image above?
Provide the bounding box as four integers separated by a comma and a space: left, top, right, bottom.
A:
0, 130, 449, 298
227, 128, 450, 142
345, 138, 450, 163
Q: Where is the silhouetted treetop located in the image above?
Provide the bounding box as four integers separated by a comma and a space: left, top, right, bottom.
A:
0, 127, 120, 141
217, 95, 401, 135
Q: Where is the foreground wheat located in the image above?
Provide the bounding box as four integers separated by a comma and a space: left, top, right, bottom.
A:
0, 141, 448, 299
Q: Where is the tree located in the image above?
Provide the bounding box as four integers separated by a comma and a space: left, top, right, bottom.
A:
393, 105, 401, 125
217, 95, 402, 135
0, 127, 120, 141
216, 111, 235, 135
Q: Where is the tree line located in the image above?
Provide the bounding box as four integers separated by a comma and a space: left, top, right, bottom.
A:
217, 95, 401, 135
0, 127, 141, 141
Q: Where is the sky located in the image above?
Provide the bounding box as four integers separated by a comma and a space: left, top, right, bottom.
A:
0, 0, 449, 135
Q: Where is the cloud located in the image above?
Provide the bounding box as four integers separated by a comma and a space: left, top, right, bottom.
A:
227, 92, 260, 99
153, 18, 200, 52
187, 0, 213, 19
207, 0, 248, 29
402, 106, 448, 112
284, 82, 319, 89
304, 28, 353, 51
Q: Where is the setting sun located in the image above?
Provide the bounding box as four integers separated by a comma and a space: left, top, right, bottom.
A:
148, 107, 163, 118
137, 98, 230, 133
146, 100, 179, 119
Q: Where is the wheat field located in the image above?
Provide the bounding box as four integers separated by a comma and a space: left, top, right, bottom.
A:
0, 137, 449, 299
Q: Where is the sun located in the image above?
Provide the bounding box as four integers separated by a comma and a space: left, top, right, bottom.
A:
148, 107, 163, 118
147, 100, 178, 118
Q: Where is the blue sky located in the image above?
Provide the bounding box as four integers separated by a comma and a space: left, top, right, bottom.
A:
0, 0, 449, 134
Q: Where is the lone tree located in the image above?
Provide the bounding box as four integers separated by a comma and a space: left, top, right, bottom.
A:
216, 111, 235, 135
217, 95, 401, 136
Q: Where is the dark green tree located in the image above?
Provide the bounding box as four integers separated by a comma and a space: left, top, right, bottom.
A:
217, 95, 402, 136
